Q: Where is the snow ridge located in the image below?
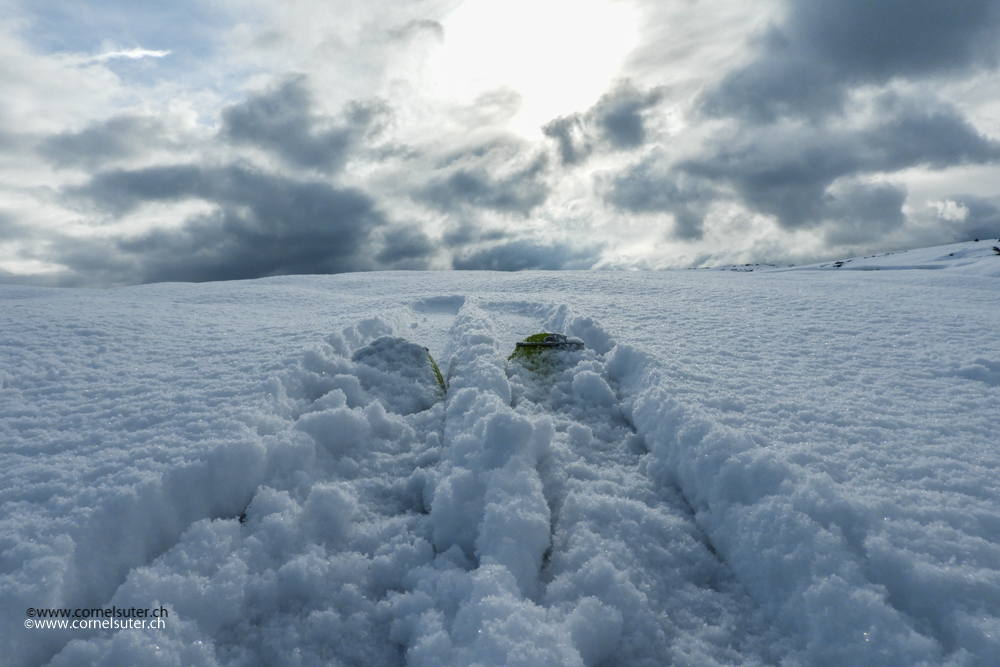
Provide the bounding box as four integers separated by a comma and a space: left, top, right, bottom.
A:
609, 343, 947, 665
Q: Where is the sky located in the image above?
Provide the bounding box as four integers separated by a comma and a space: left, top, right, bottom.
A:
1, 0, 1000, 286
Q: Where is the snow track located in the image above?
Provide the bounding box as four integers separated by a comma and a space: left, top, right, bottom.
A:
40, 301, 778, 666
396, 304, 775, 666
4, 258, 999, 666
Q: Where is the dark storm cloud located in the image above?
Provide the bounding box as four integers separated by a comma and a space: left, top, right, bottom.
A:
451, 238, 601, 271
679, 1, 1000, 248
222, 76, 388, 172
684, 99, 1000, 229
820, 181, 908, 245
421, 155, 549, 215
706, 0, 1000, 121
442, 221, 506, 248
950, 196, 1000, 240
38, 115, 173, 169
606, 93, 1000, 239
793, 0, 1000, 78
74, 164, 203, 216
374, 226, 435, 268
592, 81, 664, 149
63, 163, 383, 283
543, 80, 663, 165
602, 155, 712, 240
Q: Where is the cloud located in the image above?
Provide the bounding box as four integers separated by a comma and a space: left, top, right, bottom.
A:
604, 91, 1000, 240
0, 211, 30, 240
11, 0, 226, 71
421, 151, 549, 215
60, 164, 384, 284
374, 225, 436, 268
81, 48, 171, 63
37, 115, 176, 169
442, 221, 506, 248
820, 180, 908, 245
687, 98, 1000, 228
704, 0, 1000, 122
543, 80, 663, 164
451, 238, 601, 270
71, 164, 204, 216
4, 1, 1000, 284
591, 80, 664, 149
946, 195, 1000, 241
601, 155, 712, 240
389, 19, 444, 42
222, 76, 389, 172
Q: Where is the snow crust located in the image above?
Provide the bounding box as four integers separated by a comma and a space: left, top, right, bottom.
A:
2, 241, 999, 666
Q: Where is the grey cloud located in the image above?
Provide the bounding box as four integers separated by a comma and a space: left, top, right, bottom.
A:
821, 181, 908, 245
791, 0, 1000, 80
374, 226, 435, 268
0, 211, 31, 240
950, 196, 1000, 241
542, 115, 590, 165
861, 98, 1000, 168
73, 164, 203, 216
680, 0, 1000, 248
544, 80, 663, 165
701, 38, 843, 122
591, 81, 664, 149
706, 0, 1000, 121
687, 100, 1000, 229
389, 19, 444, 41
37, 115, 174, 169
0, 130, 17, 150
606, 95, 1000, 238
222, 76, 388, 172
62, 164, 382, 283
421, 155, 549, 215
602, 156, 713, 240
451, 239, 601, 271
442, 221, 506, 248
18, 74, 429, 286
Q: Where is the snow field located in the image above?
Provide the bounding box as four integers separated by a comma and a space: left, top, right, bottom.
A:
2, 245, 999, 666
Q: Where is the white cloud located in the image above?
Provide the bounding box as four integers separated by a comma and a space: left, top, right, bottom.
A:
930, 199, 970, 222
81, 47, 172, 63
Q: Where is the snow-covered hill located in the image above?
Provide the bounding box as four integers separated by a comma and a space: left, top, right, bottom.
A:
2, 241, 999, 667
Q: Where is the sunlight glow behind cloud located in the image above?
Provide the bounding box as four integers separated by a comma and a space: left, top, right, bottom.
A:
427, 0, 637, 138
1, 0, 999, 285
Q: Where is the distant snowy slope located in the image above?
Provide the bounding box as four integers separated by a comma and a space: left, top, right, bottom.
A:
789, 240, 1000, 276
2, 242, 999, 667
705, 239, 1000, 277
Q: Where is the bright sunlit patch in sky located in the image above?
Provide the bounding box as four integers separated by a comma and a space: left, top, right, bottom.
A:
427, 0, 637, 137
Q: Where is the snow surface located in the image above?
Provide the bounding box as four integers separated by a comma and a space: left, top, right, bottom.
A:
2, 241, 999, 667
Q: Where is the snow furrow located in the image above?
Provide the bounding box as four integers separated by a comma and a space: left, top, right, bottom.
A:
40, 308, 455, 666
7, 267, 996, 667
387, 302, 773, 666
606, 343, 949, 666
